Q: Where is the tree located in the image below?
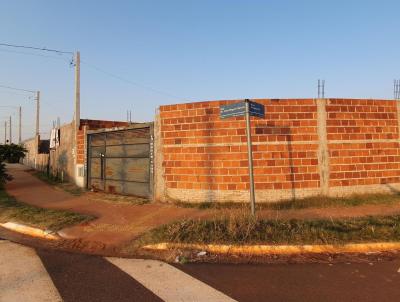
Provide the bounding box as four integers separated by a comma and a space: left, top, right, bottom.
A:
0, 144, 27, 163
0, 161, 12, 188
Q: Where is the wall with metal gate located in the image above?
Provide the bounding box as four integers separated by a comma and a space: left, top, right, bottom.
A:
87, 124, 153, 198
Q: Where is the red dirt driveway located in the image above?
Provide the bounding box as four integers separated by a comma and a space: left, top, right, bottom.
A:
4, 164, 204, 248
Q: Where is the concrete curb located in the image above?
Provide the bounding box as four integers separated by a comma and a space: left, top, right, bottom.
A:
142, 242, 400, 255
0, 222, 59, 240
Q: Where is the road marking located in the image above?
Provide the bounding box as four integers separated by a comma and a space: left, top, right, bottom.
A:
0, 241, 62, 302
107, 257, 237, 302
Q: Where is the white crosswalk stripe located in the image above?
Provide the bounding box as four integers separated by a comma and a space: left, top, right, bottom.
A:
0, 241, 62, 302
107, 257, 237, 302
0, 241, 236, 302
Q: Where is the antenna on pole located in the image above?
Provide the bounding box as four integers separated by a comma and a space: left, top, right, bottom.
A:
126, 109, 132, 124
318, 79, 325, 98
18, 106, 21, 144
9, 116, 12, 144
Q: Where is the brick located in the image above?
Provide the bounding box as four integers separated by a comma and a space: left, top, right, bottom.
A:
160, 98, 400, 199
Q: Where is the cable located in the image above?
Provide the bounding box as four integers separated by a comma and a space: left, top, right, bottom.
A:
0, 48, 72, 62
0, 89, 31, 97
81, 59, 191, 101
1, 43, 190, 101
0, 43, 73, 54
0, 84, 36, 93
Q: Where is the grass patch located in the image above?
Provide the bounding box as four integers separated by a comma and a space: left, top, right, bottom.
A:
33, 171, 84, 196
93, 193, 150, 206
144, 213, 400, 245
0, 189, 94, 231
175, 193, 400, 211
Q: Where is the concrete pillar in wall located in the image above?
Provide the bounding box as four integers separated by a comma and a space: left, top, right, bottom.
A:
396, 100, 400, 140
74, 125, 86, 188
316, 98, 330, 195
154, 112, 167, 202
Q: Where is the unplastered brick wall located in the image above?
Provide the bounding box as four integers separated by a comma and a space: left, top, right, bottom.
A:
326, 99, 400, 191
158, 99, 321, 203
157, 98, 400, 203
76, 119, 129, 164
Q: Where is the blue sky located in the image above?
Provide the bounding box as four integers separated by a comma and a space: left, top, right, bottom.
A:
1, 0, 400, 141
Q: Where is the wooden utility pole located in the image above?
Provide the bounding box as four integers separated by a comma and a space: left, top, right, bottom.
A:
73, 50, 81, 184
74, 51, 80, 131
35, 91, 40, 136
9, 116, 12, 144
18, 106, 22, 144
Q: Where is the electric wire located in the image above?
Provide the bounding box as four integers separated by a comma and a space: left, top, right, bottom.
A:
0, 48, 71, 62
0, 42, 189, 101
80, 59, 190, 101
0, 43, 73, 54
0, 84, 36, 93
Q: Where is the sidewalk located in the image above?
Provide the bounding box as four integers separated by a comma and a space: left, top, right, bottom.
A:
4, 164, 206, 248
5, 164, 400, 250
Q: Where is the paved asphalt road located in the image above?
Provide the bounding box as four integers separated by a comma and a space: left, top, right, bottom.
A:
1, 239, 400, 302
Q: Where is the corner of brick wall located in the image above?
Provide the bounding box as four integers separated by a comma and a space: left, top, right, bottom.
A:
159, 98, 400, 203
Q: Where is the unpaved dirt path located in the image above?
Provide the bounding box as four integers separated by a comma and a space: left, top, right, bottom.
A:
4, 164, 206, 249
5, 164, 400, 251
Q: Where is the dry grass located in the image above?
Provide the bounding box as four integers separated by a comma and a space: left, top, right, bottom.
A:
175, 193, 400, 211
0, 189, 94, 231
32, 171, 85, 196
144, 211, 400, 245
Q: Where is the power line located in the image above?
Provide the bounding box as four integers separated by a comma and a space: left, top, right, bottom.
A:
0, 84, 36, 93
0, 89, 31, 97
0, 43, 73, 55
81, 59, 191, 101
0, 48, 72, 64
1, 43, 190, 102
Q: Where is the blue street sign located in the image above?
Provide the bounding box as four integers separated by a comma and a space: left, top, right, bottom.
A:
220, 102, 245, 119
248, 100, 265, 118
220, 100, 265, 119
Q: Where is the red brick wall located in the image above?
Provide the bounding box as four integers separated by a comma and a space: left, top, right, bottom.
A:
159, 98, 400, 202
76, 119, 129, 164
326, 99, 400, 187
160, 99, 320, 193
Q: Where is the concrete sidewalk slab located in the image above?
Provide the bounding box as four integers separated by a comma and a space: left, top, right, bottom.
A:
0, 241, 62, 302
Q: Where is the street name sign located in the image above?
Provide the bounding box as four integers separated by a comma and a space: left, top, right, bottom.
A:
220, 100, 265, 119
219, 99, 265, 215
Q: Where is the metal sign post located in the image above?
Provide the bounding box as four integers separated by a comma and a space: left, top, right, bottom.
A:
220, 99, 265, 215
244, 99, 256, 215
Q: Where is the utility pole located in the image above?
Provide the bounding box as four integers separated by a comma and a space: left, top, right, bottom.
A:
73, 50, 81, 184
9, 116, 12, 144
18, 106, 22, 144
74, 51, 80, 131
4, 121, 6, 144
35, 91, 40, 136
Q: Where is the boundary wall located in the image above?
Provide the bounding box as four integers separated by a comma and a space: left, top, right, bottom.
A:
155, 98, 400, 203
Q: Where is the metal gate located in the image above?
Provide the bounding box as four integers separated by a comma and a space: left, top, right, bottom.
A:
87, 125, 153, 198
